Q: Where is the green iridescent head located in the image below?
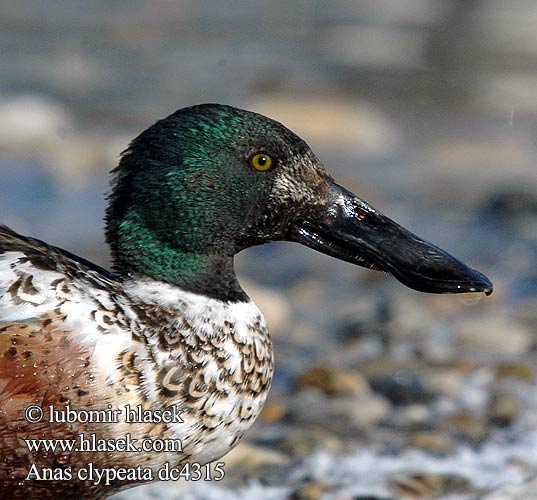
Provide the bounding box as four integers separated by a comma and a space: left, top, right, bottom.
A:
106, 104, 330, 300
106, 103, 492, 302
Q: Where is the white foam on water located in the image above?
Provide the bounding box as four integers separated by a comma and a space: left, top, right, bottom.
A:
112, 427, 537, 500
291, 435, 537, 499
111, 480, 289, 500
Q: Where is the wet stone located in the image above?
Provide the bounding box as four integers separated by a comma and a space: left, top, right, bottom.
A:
393, 404, 432, 429
409, 431, 454, 454
241, 280, 292, 336
480, 188, 537, 230
421, 367, 466, 398
351, 497, 395, 500
278, 426, 343, 456
289, 388, 390, 432
368, 370, 434, 406
259, 400, 288, 424
337, 319, 387, 346
496, 363, 534, 382
221, 442, 291, 476
335, 295, 392, 342
288, 481, 332, 500
439, 410, 487, 443
455, 317, 533, 356
296, 365, 371, 397
488, 392, 523, 428
388, 472, 479, 499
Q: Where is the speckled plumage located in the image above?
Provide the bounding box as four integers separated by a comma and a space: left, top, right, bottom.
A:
0, 104, 492, 499
0, 227, 272, 498
0, 228, 272, 498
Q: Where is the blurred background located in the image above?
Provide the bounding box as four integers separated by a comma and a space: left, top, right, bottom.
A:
1, 1, 537, 499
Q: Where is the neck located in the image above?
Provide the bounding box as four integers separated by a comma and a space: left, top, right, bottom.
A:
109, 216, 248, 303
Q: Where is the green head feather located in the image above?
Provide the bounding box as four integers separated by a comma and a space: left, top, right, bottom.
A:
105, 104, 329, 301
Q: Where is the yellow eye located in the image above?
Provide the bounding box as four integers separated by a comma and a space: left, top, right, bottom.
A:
250, 153, 274, 172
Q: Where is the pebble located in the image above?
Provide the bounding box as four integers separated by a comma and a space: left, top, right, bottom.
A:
278, 427, 342, 456
350, 497, 394, 500
241, 279, 292, 336
350, 498, 394, 500
250, 96, 400, 153
496, 363, 534, 382
221, 442, 291, 474
421, 368, 466, 398
288, 481, 332, 500
488, 392, 522, 428
455, 317, 533, 356
0, 93, 124, 189
388, 295, 435, 337
0, 93, 74, 144
358, 360, 426, 379
289, 388, 390, 432
388, 472, 478, 499
296, 365, 371, 397
368, 370, 433, 406
394, 404, 431, 428
409, 431, 454, 454
321, 25, 423, 72
481, 188, 537, 230
259, 400, 288, 424
439, 410, 487, 442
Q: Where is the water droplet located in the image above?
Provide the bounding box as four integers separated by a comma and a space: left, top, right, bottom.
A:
457, 292, 485, 306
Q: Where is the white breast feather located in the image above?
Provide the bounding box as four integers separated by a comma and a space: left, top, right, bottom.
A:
1, 252, 270, 463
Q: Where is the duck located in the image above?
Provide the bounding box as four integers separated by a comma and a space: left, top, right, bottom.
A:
0, 103, 492, 499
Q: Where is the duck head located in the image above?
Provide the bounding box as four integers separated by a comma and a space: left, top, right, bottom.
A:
106, 104, 492, 302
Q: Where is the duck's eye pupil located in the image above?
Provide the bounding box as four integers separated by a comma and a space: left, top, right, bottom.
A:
251, 153, 274, 172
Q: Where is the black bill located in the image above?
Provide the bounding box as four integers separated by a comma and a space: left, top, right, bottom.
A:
291, 181, 493, 295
